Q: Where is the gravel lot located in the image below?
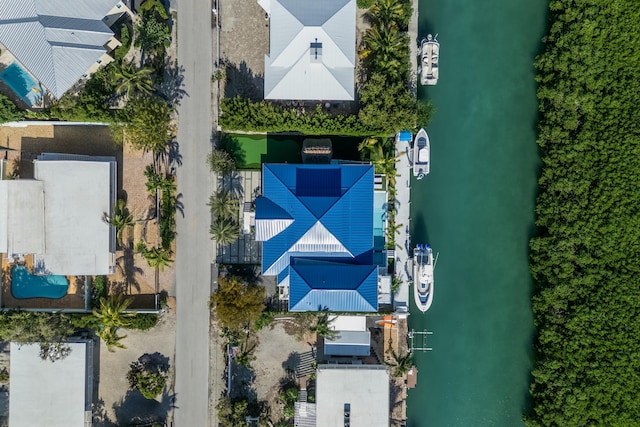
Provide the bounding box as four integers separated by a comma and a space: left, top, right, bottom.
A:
94, 310, 176, 427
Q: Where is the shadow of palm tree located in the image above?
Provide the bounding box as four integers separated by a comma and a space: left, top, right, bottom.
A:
115, 243, 144, 293
113, 389, 175, 427
159, 60, 186, 106
219, 171, 244, 200
223, 60, 264, 101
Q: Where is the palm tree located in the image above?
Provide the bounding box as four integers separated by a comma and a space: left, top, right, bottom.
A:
370, 0, 411, 27
103, 199, 135, 246
210, 218, 240, 245
386, 348, 414, 377
135, 242, 174, 270
115, 62, 154, 99
208, 189, 238, 221
93, 294, 136, 328
99, 325, 128, 352
310, 312, 337, 339
360, 24, 406, 61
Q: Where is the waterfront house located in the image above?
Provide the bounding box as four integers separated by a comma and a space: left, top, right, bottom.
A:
295, 364, 390, 427
258, 0, 356, 100
255, 163, 378, 312
0, 0, 131, 101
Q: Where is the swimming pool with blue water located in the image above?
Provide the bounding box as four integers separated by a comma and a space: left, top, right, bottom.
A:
0, 62, 42, 106
11, 265, 69, 299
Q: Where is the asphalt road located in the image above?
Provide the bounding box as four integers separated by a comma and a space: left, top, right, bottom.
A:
174, 0, 214, 425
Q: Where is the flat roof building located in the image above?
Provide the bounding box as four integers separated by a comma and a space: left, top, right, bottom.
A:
0, 154, 116, 275
9, 340, 93, 427
315, 364, 389, 427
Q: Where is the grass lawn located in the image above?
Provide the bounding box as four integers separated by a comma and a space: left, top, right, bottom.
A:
221, 133, 362, 169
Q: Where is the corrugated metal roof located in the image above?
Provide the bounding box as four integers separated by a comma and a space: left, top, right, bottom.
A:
261, 0, 355, 100
324, 330, 371, 356
258, 164, 378, 312
0, 0, 118, 98
289, 263, 378, 312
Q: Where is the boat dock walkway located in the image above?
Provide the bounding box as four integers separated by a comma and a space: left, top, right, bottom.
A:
393, 135, 413, 310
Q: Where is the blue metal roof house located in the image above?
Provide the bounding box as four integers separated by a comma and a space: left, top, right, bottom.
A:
255, 164, 378, 312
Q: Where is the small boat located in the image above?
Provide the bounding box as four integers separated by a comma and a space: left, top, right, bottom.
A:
419, 34, 439, 86
413, 128, 429, 180
413, 244, 434, 312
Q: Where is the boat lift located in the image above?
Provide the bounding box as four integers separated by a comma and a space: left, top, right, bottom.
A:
408, 329, 433, 352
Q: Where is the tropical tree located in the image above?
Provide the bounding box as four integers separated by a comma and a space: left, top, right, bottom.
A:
127, 356, 168, 399
310, 311, 337, 339
93, 295, 136, 352
103, 199, 135, 246
385, 348, 413, 377
121, 95, 174, 154
210, 218, 240, 246
360, 24, 409, 81
208, 189, 238, 220
369, 0, 412, 28
93, 294, 135, 329
210, 275, 265, 331
135, 242, 173, 270
134, 13, 170, 55
208, 150, 236, 175
115, 62, 154, 99
0, 93, 23, 123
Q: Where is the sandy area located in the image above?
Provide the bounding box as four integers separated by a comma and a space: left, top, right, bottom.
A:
93, 310, 176, 427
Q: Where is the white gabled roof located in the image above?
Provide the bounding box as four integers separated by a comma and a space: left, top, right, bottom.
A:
0, 0, 119, 99
261, 0, 356, 100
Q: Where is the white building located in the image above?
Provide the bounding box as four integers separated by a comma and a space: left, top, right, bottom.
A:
296, 364, 390, 427
0, 154, 116, 275
9, 341, 93, 427
258, 0, 356, 100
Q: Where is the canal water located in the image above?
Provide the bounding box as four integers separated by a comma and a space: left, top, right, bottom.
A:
406, 0, 547, 426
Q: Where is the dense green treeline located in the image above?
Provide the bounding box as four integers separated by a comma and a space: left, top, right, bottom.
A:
527, 0, 640, 426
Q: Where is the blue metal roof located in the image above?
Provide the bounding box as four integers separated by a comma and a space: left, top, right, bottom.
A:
257, 164, 377, 312
288, 264, 378, 312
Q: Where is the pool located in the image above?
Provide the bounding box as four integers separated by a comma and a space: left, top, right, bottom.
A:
11, 265, 69, 299
373, 190, 387, 266
0, 62, 43, 106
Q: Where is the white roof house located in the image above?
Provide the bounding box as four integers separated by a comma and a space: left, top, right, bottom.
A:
0, 0, 128, 99
324, 315, 371, 357
0, 155, 116, 275
0, 180, 45, 255
9, 341, 93, 427
315, 365, 389, 427
259, 0, 356, 100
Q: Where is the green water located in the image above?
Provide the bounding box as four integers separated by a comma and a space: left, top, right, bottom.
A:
407, 0, 547, 426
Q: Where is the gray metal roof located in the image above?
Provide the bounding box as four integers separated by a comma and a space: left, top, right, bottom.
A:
261, 0, 355, 100
0, 0, 118, 98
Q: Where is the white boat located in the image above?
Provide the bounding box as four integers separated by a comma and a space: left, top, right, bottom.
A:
413, 244, 434, 313
419, 34, 439, 86
413, 128, 429, 180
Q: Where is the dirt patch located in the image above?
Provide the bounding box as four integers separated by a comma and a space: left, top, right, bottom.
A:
94, 310, 176, 427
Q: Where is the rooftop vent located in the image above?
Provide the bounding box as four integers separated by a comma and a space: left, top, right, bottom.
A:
310, 38, 322, 63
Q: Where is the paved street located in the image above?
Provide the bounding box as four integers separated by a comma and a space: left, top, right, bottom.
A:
174, 0, 214, 425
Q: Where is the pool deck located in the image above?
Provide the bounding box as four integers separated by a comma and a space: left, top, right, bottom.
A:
393, 135, 413, 311
0, 256, 85, 310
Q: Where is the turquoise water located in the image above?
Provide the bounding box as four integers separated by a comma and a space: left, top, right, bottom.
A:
0, 62, 42, 106
11, 265, 69, 299
406, 0, 547, 425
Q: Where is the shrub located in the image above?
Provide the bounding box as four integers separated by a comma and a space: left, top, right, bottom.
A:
0, 93, 23, 123
357, 0, 376, 8
127, 359, 167, 399
128, 313, 159, 331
